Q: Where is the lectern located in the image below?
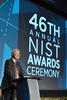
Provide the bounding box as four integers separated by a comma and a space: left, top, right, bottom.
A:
12, 76, 40, 100
0, 88, 3, 100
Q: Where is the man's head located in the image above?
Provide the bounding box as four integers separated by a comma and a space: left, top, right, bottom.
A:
11, 49, 20, 60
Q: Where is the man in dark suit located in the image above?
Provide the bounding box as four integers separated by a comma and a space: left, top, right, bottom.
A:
2, 49, 24, 100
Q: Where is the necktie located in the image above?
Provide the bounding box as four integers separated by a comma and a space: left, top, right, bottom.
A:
14, 63, 19, 79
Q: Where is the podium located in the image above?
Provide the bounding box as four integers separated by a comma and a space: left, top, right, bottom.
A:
12, 76, 40, 100
0, 88, 2, 100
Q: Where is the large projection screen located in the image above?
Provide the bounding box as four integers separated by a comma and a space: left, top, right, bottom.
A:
18, 0, 67, 90
0, 0, 67, 90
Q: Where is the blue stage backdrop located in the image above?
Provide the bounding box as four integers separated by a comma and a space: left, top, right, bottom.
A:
0, 0, 67, 90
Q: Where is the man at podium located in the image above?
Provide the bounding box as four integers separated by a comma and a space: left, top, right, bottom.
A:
2, 49, 24, 100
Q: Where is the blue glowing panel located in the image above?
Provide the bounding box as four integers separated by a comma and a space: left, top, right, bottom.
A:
0, 43, 11, 86
0, 0, 19, 86
12, 0, 19, 14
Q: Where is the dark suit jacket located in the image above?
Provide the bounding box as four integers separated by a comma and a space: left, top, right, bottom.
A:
2, 58, 24, 89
